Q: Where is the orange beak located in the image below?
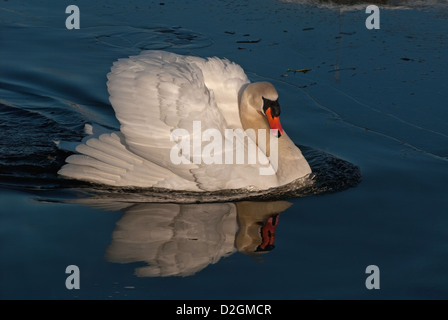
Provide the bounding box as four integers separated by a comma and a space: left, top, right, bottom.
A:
266, 107, 283, 138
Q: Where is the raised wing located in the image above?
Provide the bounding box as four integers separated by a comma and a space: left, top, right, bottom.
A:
60, 51, 279, 190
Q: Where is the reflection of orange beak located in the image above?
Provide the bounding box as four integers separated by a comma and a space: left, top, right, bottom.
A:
256, 214, 279, 252
266, 108, 284, 138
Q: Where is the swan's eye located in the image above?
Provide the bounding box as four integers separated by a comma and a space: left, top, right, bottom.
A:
262, 97, 281, 117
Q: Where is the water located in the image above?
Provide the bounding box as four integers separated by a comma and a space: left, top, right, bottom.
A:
1, 0, 447, 300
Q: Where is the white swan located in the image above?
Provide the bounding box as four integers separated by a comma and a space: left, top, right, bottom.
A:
58, 51, 311, 191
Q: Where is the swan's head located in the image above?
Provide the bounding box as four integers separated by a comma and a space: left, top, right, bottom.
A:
242, 82, 284, 138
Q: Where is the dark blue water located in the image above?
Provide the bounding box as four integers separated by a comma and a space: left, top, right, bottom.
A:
1, 0, 447, 299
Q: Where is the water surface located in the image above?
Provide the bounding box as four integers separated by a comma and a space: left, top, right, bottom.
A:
1, 0, 447, 299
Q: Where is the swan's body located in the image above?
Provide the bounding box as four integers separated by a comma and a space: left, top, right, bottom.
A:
58, 51, 311, 191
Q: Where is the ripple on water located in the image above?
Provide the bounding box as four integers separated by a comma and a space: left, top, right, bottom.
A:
91, 25, 213, 53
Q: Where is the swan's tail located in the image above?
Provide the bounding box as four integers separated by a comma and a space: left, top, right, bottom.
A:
57, 124, 172, 187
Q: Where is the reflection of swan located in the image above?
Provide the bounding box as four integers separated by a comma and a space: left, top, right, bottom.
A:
101, 201, 291, 277
58, 50, 311, 191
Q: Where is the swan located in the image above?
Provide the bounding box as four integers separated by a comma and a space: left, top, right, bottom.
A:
58, 50, 311, 191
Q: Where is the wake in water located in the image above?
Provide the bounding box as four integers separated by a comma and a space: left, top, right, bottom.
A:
56, 144, 360, 204
0, 98, 361, 203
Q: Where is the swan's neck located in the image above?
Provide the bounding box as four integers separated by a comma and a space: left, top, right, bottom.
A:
239, 89, 311, 185
240, 90, 270, 147
239, 102, 270, 132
